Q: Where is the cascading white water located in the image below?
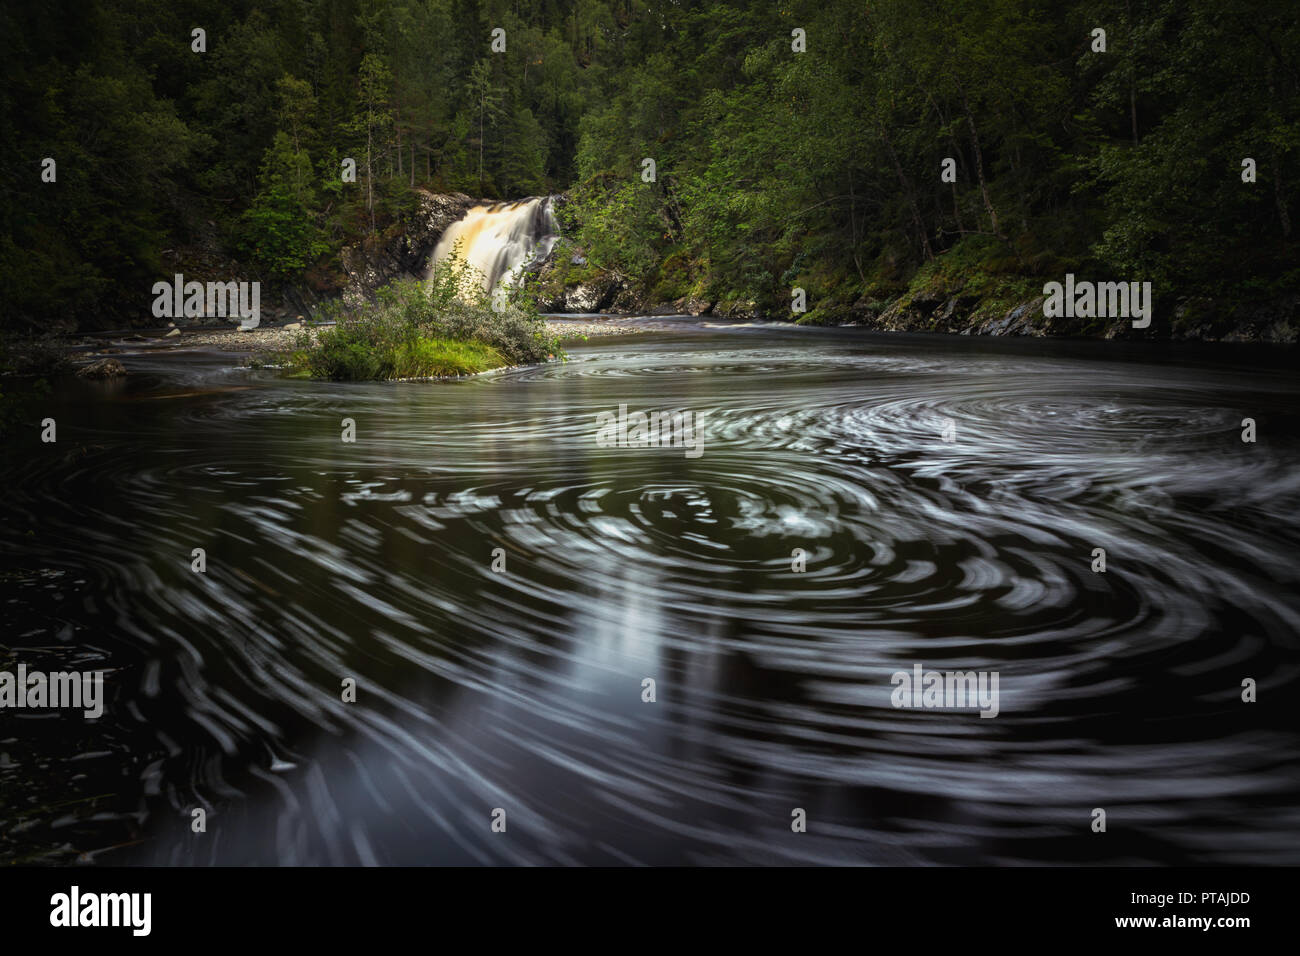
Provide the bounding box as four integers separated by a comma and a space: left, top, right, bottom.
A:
428, 196, 559, 300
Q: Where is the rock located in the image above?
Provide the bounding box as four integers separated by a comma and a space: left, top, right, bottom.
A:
683, 296, 714, 316
610, 284, 641, 313
565, 282, 608, 312
1168, 293, 1298, 344
964, 297, 1045, 337
847, 296, 885, 325
609, 292, 637, 313
530, 239, 632, 314
283, 322, 303, 331
339, 189, 479, 308
77, 358, 127, 379
714, 299, 761, 320
165, 327, 181, 337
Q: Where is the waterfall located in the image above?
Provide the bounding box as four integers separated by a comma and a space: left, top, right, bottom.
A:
428, 197, 559, 300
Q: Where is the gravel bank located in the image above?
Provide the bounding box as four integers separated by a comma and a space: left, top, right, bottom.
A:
130, 319, 643, 353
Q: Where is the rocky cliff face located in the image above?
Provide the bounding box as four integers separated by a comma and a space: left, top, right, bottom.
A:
530, 240, 718, 317
337, 190, 478, 307
149, 190, 481, 329
531, 250, 631, 313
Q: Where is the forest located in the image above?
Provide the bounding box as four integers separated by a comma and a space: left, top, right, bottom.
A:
1, 0, 1296, 330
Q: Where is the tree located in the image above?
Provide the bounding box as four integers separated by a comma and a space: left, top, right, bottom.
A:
465, 59, 505, 195
351, 54, 393, 233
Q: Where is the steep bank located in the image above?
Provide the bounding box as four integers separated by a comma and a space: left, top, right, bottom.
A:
528, 233, 1300, 343
337, 191, 479, 308
269, 192, 559, 321
130, 190, 480, 331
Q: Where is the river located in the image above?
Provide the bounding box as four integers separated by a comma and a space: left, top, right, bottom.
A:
2, 317, 1298, 865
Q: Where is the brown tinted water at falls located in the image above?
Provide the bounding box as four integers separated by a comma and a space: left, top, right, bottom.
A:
429, 196, 559, 296
2, 320, 1298, 865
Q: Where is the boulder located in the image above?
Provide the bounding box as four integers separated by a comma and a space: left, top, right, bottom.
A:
77, 358, 127, 379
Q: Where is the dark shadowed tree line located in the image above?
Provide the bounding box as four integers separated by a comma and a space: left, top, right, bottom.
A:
0, 0, 1295, 328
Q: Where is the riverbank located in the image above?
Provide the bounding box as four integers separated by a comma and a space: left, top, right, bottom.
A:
61, 317, 642, 359
532, 235, 1300, 345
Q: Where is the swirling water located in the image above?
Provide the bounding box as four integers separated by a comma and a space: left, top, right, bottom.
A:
2, 319, 1298, 865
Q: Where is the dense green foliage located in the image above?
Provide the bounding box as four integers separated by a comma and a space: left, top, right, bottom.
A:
291, 256, 559, 379
1, 0, 1295, 329
567, 0, 1298, 317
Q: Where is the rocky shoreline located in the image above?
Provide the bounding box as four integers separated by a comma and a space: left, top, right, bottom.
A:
531, 249, 1300, 344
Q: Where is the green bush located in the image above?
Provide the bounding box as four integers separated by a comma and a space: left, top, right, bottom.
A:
239, 184, 329, 279
291, 254, 562, 381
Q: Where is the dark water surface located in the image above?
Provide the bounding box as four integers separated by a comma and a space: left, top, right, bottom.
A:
3, 319, 1298, 865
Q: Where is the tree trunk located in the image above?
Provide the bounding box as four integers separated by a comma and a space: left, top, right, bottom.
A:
1010, 142, 1029, 232
1126, 0, 1139, 145
914, 87, 967, 236
1269, 77, 1293, 238
848, 168, 865, 282
1273, 147, 1293, 239
880, 125, 934, 260
1129, 85, 1139, 146
366, 125, 375, 234
956, 82, 1001, 237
